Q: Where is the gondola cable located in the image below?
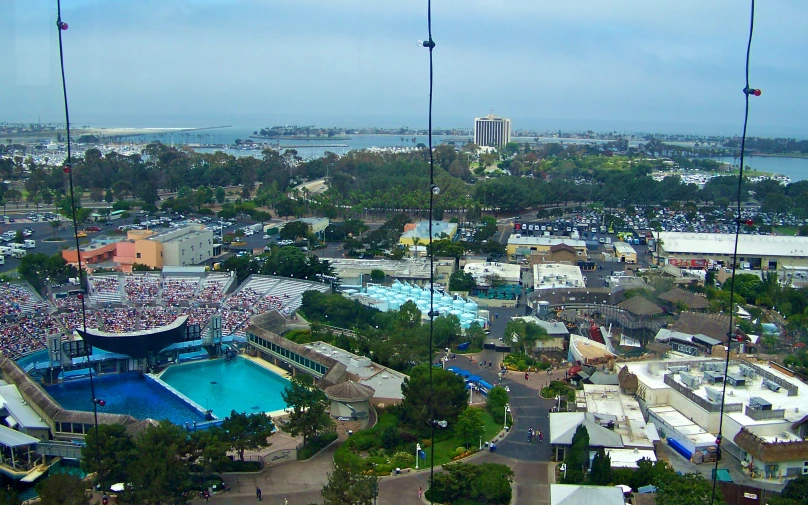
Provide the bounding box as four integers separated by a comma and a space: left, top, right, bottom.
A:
56, 0, 107, 495
712, 1, 760, 503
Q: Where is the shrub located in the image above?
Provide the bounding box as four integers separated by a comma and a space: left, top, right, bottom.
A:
455, 447, 466, 456
391, 452, 414, 468
382, 426, 400, 450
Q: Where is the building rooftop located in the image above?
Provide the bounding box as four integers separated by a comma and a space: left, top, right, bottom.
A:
148, 224, 209, 244
550, 484, 626, 505
569, 334, 615, 363
464, 261, 521, 285
625, 359, 808, 428
512, 316, 570, 337
613, 242, 636, 255
400, 220, 458, 242
508, 236, 586, 248
534, 263, 585, 290
302, 341, 406, 400
582, 384, 655, 449
647, 405, 716, 446
604, 448, 657, 469
330, 257, 449, 281
658, 232, 808, 257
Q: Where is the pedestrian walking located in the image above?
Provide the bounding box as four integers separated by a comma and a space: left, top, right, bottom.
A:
418, 486, 423, 498
538, 430, 543, 441
256, 487, 262, 501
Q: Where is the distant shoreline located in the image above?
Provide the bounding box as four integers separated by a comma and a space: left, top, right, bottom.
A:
249, 135, 351, 141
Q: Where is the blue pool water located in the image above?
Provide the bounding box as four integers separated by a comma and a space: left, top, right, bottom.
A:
160, 358, 289, 418
45, 372, 206, 424
15, 349, 49, 368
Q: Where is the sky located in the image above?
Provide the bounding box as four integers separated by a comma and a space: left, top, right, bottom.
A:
2, 0, 807, 136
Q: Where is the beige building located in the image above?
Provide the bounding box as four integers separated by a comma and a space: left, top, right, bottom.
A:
507, 235, 587, 260
612, 242, 637, 264
657, 232, 808, 270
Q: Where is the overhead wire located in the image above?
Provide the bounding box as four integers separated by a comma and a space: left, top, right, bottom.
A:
56, 0, 106, 494
712, 1, 758, 503
421, 0, 438, 501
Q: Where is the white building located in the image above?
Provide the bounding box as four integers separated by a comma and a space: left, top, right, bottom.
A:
463, 261, 521, 287
150, 224, 214, 267
533, 263, 586, 290
473, 114, 511, 148
619, 358, 808, 481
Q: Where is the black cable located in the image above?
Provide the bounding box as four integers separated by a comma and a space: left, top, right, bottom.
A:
421, 0, 437, 501
56, 0, 105, 494
712, 1, 756, 503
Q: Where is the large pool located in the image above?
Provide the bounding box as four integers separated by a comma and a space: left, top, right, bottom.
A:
45, 372, 207, 424
160, 357, 289, 418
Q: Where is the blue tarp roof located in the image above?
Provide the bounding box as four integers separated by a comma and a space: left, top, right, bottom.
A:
638, 485, 657, 494
467, 375, 483, 383
478, 380, 493, 390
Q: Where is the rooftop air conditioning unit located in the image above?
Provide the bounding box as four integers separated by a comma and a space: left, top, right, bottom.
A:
705, 386, 724, 403
763, 379, 781, 392
668, 365, 690, 374
680, 372, 701, 389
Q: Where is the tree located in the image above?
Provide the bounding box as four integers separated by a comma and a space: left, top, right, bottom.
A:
280, 220, 310, 241
50, 219, 61, 238
426, 463, 513, 505
588, 448, 612, 485
486, 386, 509, 423
433, 314, 462, 349
400, 364, 468, 432
779, 474, 808, 505
218, 410, 275, 461
465, 321, 487, 350
81, 423, 135, 490
118, 421, 192, 505
280, 374, 331, 446
449, 270, 476, 292
369, 269, 385, 282
455, 407, 485, 448
36, 474, 89, 505
321, 458, 379, 505
562, 424, 590, 484
0, 488, 21, 505
655, 472, 723, 505
215, 186, 226, 204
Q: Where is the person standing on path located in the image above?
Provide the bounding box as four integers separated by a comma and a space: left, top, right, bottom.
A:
256, 487, 262, 501
418, 487, 423, 499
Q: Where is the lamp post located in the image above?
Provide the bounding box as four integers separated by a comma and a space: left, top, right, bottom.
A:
504, 404, 510, 431
415, 443, 421, 470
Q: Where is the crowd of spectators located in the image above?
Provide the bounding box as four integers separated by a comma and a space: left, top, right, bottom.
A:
161, 277, 200, 304
91, 276, 120, 294
0, 284, 39, 321
3, 274, 321, 361
124, 274, 160, 303
97, 308, 139, 333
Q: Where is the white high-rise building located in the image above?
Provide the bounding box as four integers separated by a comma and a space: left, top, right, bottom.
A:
474, 114, 511, 148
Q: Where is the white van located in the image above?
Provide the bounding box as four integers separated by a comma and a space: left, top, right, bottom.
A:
0, 256, 4, 266
23, 239, 35, 249
0, 246, 10, 256
11, 249, 25, 259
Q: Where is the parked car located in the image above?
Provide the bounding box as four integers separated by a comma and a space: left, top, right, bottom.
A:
85, 226, 102, 232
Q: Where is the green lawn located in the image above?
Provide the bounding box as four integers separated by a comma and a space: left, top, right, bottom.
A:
773, 226, 799, 236
419, 409, 503, 468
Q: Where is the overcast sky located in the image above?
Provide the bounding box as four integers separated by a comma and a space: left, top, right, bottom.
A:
3, 0, 807, 136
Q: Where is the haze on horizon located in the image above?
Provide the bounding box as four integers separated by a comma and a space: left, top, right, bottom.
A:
2, 0, 807, 137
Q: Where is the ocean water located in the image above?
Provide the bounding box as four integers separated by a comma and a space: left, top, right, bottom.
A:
710, 156, 808, 182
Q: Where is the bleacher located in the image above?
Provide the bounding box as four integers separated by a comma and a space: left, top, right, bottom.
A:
198, 273, 232, 303
0, 282, 45, 319
160, 276, 201, 304
124, 273, 160, 303
88, 274, 122, 305
273, 279, 329, 315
